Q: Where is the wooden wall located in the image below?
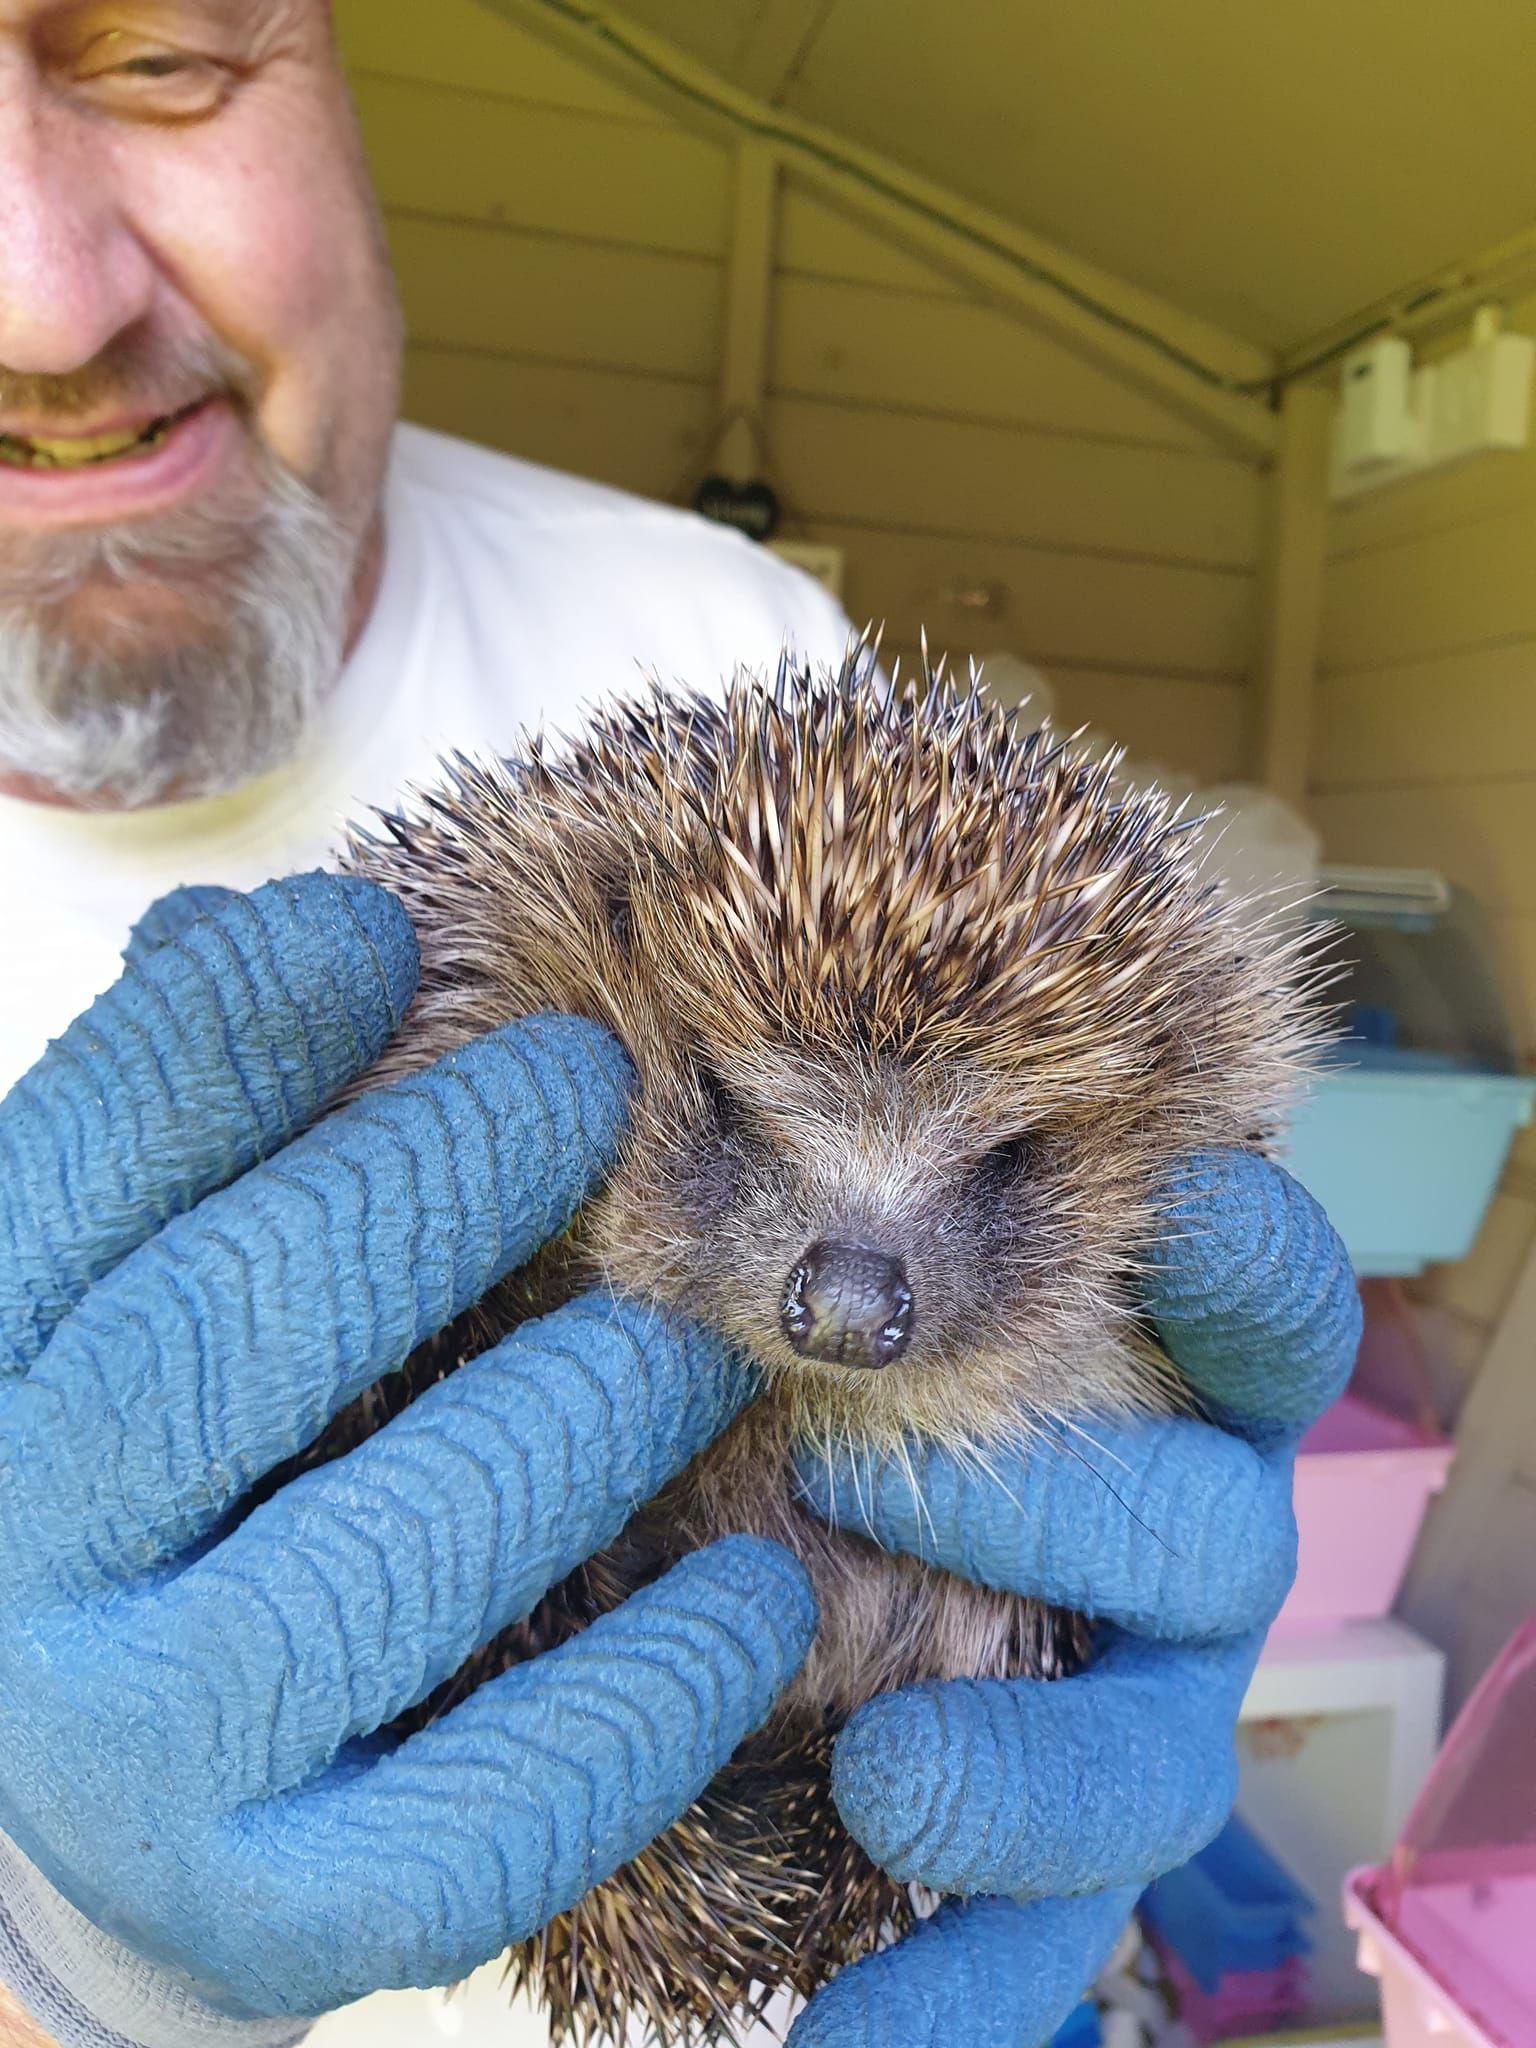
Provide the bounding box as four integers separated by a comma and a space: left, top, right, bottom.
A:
334, 0, 1266, 782
1313, 310, 1536, 1706
1312, 303, 1536, 1415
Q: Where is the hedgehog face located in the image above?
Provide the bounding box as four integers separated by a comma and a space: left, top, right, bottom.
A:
352, 660, 1322, 1455
580, 1000, 1180, 1451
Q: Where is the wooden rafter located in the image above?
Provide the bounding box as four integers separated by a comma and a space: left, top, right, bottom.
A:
475, 0, 1280, 461
1282, 220, 1536, 379
733, 0, 840, 104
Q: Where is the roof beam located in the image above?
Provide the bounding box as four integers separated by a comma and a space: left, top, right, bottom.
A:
475, 0, 1279, 462
733, 0, 839, 104
1281, 221, 1536, 381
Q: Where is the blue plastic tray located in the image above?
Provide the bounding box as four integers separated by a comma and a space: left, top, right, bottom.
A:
1048, 2002, 1101, 2047
1139, 1814, 1314, 1993
1281, 1062, 1535, 1277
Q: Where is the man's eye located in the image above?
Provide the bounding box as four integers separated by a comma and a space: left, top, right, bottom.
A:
74, 38, 230, 118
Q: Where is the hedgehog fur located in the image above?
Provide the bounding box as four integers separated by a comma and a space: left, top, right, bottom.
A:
320, 647, 1328, 2045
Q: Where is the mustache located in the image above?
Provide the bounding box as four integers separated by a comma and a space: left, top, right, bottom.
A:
0, 326, 256, 424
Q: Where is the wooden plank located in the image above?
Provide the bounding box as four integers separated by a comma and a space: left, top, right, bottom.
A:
383, 213, 724, 379
795, 524, 1253, 675
400, 347, 714, 500
350, 75, 730, 258
778, 184, 965, 298
881, 644, 1247, 783
1313, 640, 1536, 792
763, 395, 1263, 567
476, 0, 1277, 455
1328, 437, 1536, 564
1308, 783, 1536, 918
1321, 499, 1536, 674
716, 141, 779, 480
1252, 380, 1332, 801
778, 163, 1278, 462
771, 274, 1230, 452
335, 0, 665, 122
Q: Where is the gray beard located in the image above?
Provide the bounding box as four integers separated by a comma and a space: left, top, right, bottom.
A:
0, 458, 354, 808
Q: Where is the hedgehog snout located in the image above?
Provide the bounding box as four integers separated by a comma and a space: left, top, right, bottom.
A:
779, 1241, 914, 1370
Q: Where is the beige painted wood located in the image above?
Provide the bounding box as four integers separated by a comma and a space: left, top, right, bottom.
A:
771, 275, 1231, 452
734, 0, 838, 102
772, 0, 1536, 355
383, 213, 724, 378
1252, 380, 1332, 801
764, 395, 1263, 567
1398, 1237, 1536, 1712
778, 156, 1278, 461
1309, 784, 1536, 918
883, 646, 1248, 783
1321, 499, 1536, 674
1328, 439, 1536, 565
778, 184, 965, 298
804, 524, 1252, 675
1314, 640, 1536, 793
1283, 219, 1536, 378
401, 347, 714, 497
335, 0, 664, 121
716, 141, 780, 480
351, 75, 731, 258
475, 0, 1277, 455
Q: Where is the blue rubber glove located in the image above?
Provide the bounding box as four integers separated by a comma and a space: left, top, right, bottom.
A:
0, 874, 815, 2034
790, 1150, 1360, 2047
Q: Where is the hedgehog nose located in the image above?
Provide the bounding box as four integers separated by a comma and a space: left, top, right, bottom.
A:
780, 1241, 914, 1370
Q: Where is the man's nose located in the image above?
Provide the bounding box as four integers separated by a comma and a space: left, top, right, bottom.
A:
0, 81, 157, 375
780, 1242, 914, 1370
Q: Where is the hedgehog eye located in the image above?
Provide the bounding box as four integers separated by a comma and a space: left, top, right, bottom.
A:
605, 882, 633, 957
977, 1133, 1037, 1185
698, 1062, 751, 1141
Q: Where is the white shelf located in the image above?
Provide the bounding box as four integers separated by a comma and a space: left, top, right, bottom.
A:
1239, 1615, 1445, 2025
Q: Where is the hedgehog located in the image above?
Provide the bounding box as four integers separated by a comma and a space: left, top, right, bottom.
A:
313, 647, 1326, 2046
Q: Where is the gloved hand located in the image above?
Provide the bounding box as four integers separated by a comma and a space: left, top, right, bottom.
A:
0, 873, 815, 2041
789, 1149, 1360, 2047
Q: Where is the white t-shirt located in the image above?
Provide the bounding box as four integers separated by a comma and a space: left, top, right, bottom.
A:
0, 423, 853, 1094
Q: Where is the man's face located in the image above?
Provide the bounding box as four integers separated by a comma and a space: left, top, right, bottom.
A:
0, 0, 403, 804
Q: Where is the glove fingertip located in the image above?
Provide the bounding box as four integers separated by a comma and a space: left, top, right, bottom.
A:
831, 1684, 987, 1890
122, 884, 242, 967
329, 876, 420, 1029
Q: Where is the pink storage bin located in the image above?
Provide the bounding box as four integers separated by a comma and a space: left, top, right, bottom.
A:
1273, 1393, 1453, 1631
1151, 1937, 1307, 2044
1344, 1615, 1536, 2048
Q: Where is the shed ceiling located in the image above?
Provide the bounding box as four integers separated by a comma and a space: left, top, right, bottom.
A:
607, 0, 1536, 351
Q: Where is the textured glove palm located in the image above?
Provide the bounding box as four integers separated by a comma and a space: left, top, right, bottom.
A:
0, 874, 816, 2021
787, 1152, 1361, 2046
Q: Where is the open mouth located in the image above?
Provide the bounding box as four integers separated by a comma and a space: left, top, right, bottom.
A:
0, 401, 207, 471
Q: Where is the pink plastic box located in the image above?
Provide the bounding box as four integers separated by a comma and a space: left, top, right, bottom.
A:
1152, 1938, 1307, 2044
1344, 1614, 1536, 2048
1273, 1393, 1454, 1631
